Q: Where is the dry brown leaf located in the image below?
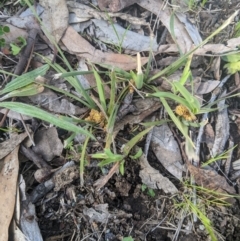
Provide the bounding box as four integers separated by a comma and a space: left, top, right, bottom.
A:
158, 37, 240, 55
29, 88, 87, 115
188, 164, 236, 202
39, 0, 69, 43
61, 26, 148, 70
194, 80, 220, 95
138, 0, 194, 53
91, 19, 158, 52
97, 0, 138, 12
0, 132, 27, 160
139, 152, 178, 194
0, 147, 20, 241
151, 124, 185, 180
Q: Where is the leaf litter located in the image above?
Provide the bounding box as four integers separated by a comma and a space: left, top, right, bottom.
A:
1, 0, 240, 241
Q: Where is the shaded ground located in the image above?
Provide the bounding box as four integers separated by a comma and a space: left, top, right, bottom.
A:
1, 0, 240, 241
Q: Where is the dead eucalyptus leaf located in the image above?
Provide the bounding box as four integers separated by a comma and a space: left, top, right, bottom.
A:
0, 132, 27, 160
61, 26, 148, 70
151, 124, 185, 180
39, 0, 69, 43
139, 152, 178, 194
0, 147, 19, 241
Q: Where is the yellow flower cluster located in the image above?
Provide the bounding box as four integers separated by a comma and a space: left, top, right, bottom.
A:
175, 104, 196, 121
85, 109, 105, 127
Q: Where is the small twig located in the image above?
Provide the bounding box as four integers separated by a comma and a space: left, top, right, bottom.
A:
225, 140, 234, 176
144, 115, 156, 156
20, 145, 51, 169
14, 17, 40, 75
20, 114, 35, 146
0, 109, 9, 127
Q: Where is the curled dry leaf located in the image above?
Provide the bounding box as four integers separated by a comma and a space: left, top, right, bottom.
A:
211, 91, 229, 158
175, 12, 202, 45
194, 80, 220, 95
61, 26, 148, 70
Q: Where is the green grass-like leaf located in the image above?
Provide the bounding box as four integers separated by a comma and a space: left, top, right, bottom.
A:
0, 102, 95, 139
0, 64, 49, 95
93, 68, 107, 112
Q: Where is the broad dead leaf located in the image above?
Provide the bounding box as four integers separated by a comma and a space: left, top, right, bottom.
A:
194, 80, 220, 95
188, 164, 236, 202
39, 0, 69, 43
138, 0, 194, 53
61, 26, 148, 70
29, 89, 87, 115
0, 147, 20, 241
91, 19, 158, 52
139, 152, 178, 194
158, 37, 240, 55
0, 132, 27, 160
151, 124, 185, 180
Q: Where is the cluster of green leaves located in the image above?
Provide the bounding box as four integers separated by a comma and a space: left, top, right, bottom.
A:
10, 36, 27, 55
233, 21, 240, 38
0, 25, 26, 55
0, 25, 10, 47
222, 53, 240, 74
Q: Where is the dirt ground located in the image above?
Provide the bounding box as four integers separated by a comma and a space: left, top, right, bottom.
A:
1, 0, 240, 241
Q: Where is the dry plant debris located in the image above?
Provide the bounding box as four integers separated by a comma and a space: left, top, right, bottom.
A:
1, 0, 240, 241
